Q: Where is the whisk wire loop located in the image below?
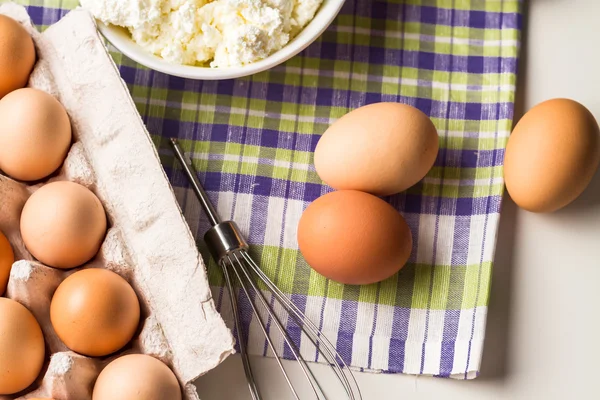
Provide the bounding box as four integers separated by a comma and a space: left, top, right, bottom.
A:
220, 258, 261, 400
223, 254, 301, 400
241, 251, 361, 400
228, 252, 326, 399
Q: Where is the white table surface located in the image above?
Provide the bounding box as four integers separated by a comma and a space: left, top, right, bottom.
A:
195, 0, 600, 398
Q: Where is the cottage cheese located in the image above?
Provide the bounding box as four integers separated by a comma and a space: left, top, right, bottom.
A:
81, 0, 323, 67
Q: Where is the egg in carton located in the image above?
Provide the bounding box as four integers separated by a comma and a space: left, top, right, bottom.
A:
0, 3, 235, 399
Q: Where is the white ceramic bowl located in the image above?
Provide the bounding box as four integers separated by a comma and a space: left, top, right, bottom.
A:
96, 0, 346, 80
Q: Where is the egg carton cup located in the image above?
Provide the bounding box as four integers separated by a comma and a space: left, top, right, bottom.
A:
0, 3, 235, 399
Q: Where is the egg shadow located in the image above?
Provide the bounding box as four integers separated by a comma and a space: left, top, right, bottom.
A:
556, 168, 600, 213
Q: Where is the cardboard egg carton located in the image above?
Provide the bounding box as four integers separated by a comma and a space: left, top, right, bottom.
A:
0, 3, 235, 399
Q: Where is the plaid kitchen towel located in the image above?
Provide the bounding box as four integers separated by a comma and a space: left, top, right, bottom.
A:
21, 0, 521, 379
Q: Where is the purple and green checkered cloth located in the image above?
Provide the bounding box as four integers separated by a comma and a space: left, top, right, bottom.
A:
22, 0, 521, 379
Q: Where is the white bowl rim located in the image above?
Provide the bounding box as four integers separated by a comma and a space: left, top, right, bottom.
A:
96, 0, 346, 80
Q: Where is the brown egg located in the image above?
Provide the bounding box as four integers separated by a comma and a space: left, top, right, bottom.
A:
50, 268, 140, 357
314, 102, 439, 196
93, 354, 182, 400
0, 298, 45, 395
0, 15, 35, 99
0, 88, 71, 181
0, 230, 14, 296
20, 181, 107, 269
297, 190, 413, 285
505, 98, 600, 212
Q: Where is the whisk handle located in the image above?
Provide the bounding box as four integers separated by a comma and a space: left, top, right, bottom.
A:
170, 138, 222, 226
204, 221, 249, 263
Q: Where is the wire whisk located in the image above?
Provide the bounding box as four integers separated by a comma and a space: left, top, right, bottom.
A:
170, 139, 362, 400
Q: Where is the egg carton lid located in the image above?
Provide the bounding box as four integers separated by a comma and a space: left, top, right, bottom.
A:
0, 2, 234, 399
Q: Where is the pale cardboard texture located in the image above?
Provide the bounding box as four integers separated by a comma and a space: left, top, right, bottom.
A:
0, 3, 235, 399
